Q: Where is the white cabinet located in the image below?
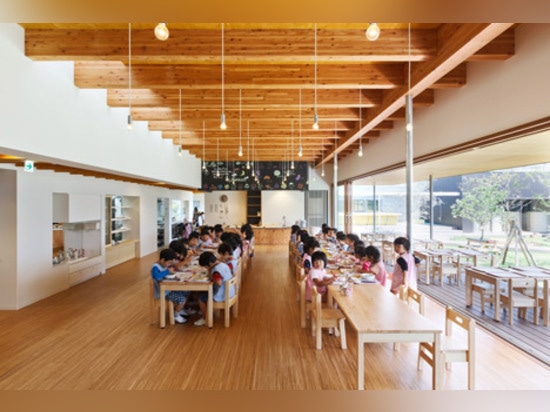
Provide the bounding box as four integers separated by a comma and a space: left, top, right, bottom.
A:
105, 240, 139, 269
68, 255, 103, 286
53, 193, 101, 223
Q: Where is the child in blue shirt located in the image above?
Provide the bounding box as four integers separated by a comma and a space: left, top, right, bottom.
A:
151, 249, 190, 324
194, 251, 235, 326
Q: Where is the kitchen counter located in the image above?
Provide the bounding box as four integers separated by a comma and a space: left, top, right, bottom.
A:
252, 227, 291, 245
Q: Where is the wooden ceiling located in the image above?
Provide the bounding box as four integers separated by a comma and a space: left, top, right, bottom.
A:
20, 23, 515, 166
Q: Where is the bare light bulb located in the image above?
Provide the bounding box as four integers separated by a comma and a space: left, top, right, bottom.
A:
291, 160, 295, 170
312, 113, 319, 130
298, 146, 303, 157
154, 23, 169, 41
406, 122, 413, 132
178, 147, 182, 156
358, 144, 363, 157
220, 113, 227, 130
321, 168, 325, 177
127, 114, 132, 130
365, 23, 380, 41
238, 145, 243, 157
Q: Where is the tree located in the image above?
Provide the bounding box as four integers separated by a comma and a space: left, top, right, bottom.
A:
451, 169, 550, 239
451, 173, 508, 239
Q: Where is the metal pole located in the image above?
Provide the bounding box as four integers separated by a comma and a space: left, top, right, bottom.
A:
333, 152, 338, 228
372, 183, 376, 233
429, 174, 434, 240
406, 93, 414, 249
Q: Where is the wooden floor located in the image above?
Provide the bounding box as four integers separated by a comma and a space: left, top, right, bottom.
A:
0, 245, 549, 390
418, 277, 550, 366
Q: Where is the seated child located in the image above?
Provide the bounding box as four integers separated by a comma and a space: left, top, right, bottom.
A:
150, 249, 190, 324
169, 239, 193, 270
354, 246, 371, 273
187, 231, 201, 254
198, 227, 213, 249
218, 242, 239, 274
213, 224, 224, 243
335, 231, 348, 252
306, 250, 334, 302
194, 251, 235, 327
302, 238, 320, 275
364, 245, 387, 286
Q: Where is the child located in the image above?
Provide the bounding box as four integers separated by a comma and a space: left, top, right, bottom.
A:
218, 242, 238, 274
335, 231, 348, 252
198, 227, 213, 249
354, 246, 371, 273
326, 227, 337, 243
290, 225, 301, 243
195, 251, 235, 326
306, 250, 334, 302
302, 238, 320, 275
213, 224, 224, 243
390, 237, 417, 294
187, 231, 201, 254
169, 239, 193, 270
364, 245, 387, 286
150, 249, 190, 324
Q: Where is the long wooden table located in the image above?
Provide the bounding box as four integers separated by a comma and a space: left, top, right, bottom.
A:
327, 284, 442, 390
159, 280, 213, 328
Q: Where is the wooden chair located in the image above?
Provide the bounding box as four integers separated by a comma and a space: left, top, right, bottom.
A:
395, 285, 425, 352
149, 278, 175, 326
233, 260, 243, 294
471, 281, 496, 314
299, 273, 312, 328
212, 276, 239, 327
500, 278, 538, 325
432, 254, 460, 286
295, 260, 304, 303
418, 306, 476, 389
310, 286, 347, 350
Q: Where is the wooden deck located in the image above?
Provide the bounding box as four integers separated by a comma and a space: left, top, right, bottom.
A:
417, 276, 550, 366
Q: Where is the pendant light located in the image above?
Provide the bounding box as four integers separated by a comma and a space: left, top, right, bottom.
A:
298, 89, 303, 157
127, 23, 132, 130
238, 89, 243, 157
202, 121, 206, 170
178, 88, 182, 156
220, 23, 227, 130
365, 23, 380, 41
246, 120, 251, 170
358, 89, 363, 157
154, 23, 169, 41
312, 23, 319, 130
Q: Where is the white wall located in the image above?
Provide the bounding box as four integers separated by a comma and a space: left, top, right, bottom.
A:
0, 170, 18, 308
262, 191, 305, 227
204, 191, 247, 226
0, 164, 195, 309
0, 23, 201, 190
338, 24, 550, 182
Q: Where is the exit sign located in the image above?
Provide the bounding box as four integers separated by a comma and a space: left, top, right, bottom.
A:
24, 160, 34, 173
